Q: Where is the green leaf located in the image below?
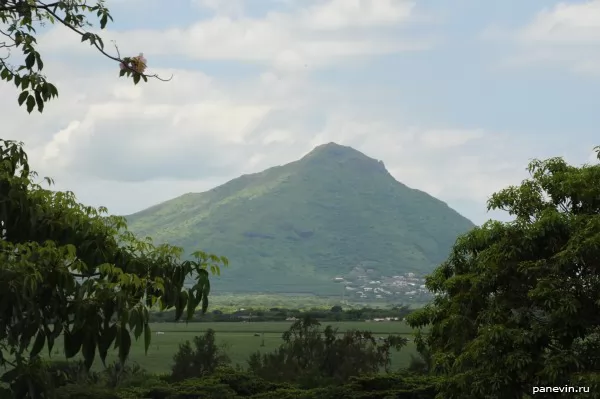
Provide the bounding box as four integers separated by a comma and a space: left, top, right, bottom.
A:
34, 90, 44, 112
47, 323, 63, 357
120, 307, 129, 326
128, 307, 139, 332
133, 74, 141, 85
25, 52, 35, 69
64, 329, 84, 358
82, 333, 97, 370
118, 327, 131, 364
201, 292, 209, 314
186, 289, 196, 321
0, 368, 19, 384
176, 290, 188, 321
29, 330, 46, 358
18, 91, 28, 106
46, 83, 58, 98
143, 323, 151, 355
134, 313, 143, 338
81, 32, 93, 42
34, 52, 43, 70
98, 324, 117, 367
26, 95, 35, 113
203, 276, 211, 298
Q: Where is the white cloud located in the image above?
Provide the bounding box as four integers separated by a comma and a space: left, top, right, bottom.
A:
491, 1, 600, 75
39, 0, 429, 72
192, 0, 245, 16
418, 129, 484, 149
589, 148, 600, 164
299, 0, 415, 30
518, 1, 600, 44
304, 115, 532, 204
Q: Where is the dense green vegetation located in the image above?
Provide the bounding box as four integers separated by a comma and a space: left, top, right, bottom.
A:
126, 142, 474, 295
409, 149, 600, 397
44, 318, 436, 398
0, 137, 226, 397
50, 363, 438, 399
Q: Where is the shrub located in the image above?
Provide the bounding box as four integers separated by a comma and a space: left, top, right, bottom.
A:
167, 377, 238, 398
117, 386, 175, 399
54, 384, 120, 399
171, 329, 231, 381
211, 367, 291, 396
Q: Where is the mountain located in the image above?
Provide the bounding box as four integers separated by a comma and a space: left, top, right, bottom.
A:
126, 143, 474, 295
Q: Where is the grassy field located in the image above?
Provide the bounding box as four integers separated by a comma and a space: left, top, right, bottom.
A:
45, 321, 420, 374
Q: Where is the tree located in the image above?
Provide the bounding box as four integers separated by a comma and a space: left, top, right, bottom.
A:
0, 139, 228, 398
408, 147, 600, 398
330, 305, 342, 313
170, 329, 231, 382
247, 316, 407, 388
0, 0, 170, 113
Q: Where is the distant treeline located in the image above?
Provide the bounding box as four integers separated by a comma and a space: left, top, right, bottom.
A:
149, 305, 413, 323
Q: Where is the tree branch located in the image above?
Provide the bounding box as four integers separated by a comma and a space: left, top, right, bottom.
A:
0, 1, 60, 12
38, 0, 172, 81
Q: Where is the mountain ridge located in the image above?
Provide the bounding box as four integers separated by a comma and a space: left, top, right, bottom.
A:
126, 142, 474, 295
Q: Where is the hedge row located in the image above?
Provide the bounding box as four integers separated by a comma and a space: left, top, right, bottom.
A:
55, 369, 438, 399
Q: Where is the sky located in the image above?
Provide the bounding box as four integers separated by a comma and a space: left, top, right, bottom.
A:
1, 0, 600, 225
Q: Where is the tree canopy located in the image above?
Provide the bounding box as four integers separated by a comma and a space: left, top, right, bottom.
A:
0, 139, 227, 397
0, 0, 168, 113
408, 147, 600, 398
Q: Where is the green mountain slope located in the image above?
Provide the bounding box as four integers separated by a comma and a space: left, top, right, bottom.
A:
126, 143, 474, 294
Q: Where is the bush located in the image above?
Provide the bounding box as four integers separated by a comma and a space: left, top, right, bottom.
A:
54, 365, 438, 399
211, 367, 291, 396
166, 377, 238, 398
171, 329, 231, 381
118, 386, 176, 399
344, 373, 439, 399
248, 374, 438, 399
45, 359, 101, 386
54, 384, 121, 399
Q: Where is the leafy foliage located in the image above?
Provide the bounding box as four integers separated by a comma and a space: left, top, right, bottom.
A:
247, 316, 408, 388
127, 142, 474, 295
51, 364, 438, 399
407, 346, 431, 375
0, 0, 169, 113
0, 139, 227, 398
170, 329, 231, 381
408, 147, 600, 398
